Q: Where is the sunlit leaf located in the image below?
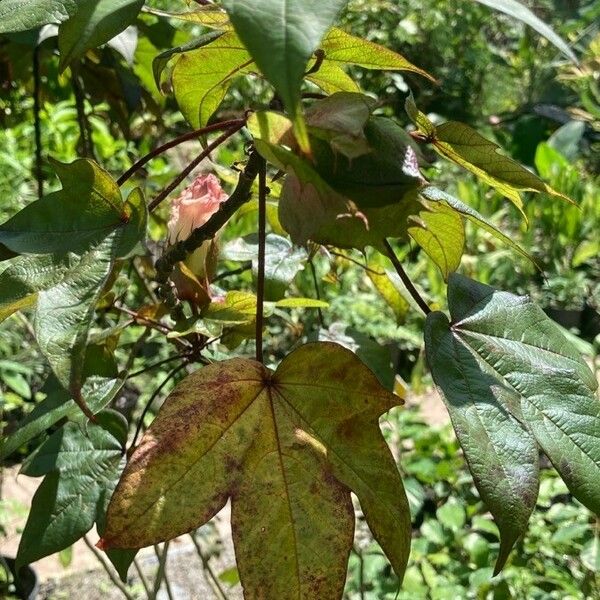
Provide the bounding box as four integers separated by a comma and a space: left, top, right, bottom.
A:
408, 200, 464, 280
472, 0, 576, 63
171, 31, 253, 128
100, 342, 411, 597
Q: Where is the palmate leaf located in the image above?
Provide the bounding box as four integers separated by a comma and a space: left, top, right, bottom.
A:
100, 342, 411, 599
220, 0, 348, 151
425, 274, 600, 571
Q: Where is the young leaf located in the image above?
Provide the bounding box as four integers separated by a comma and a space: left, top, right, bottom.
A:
0, 0, 77, 33
408, 200, 465, 280
220, 0, 348, 151
172, 31, 253, 128
16, 419, 126, 568
100, 342, 411, 597
425, 274, 600, 569
406, 97, 572, 216
0, 159, 145, 256
322, 27, 435, 81
58, 0, 144, 70
472, 0, 577, 63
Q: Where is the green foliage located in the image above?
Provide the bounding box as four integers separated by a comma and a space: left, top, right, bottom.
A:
0, 1, 598, 599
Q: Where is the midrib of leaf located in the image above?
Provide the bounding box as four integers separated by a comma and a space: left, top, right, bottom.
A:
448, 334, 528, 496
455, 332, 600, 468
266, 386, 302, 598
199, 57, 254, 116
271, 386, 405, 533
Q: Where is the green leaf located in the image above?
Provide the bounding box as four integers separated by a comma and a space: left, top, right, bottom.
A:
321, 27, 434, 80
306, 61, 360, 95
425, 274, 600, 569
420, 186, 535, 266
274, 298, 328, 309
172, 31, 253, 128
0, 375, 124, 460
472, 0, 577, 63
581, 535, 600, 572
16, 420, 126, 568
0, 254, 77, 323
408, 200, 464, 280
425, 310, 538, 572
223, 234, 307, 300
221, 0, 348, 151
58, 0, 144, 70
34, 233, 119, 413
406, 98, 572, 216
145, 6, 233, 30
100, 342, 411, 595
366, 261, 409, 325
0, 159, 146, 257
0, 0, 77, 33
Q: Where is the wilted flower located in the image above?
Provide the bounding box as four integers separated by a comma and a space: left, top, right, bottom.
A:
167, 174, 228, 304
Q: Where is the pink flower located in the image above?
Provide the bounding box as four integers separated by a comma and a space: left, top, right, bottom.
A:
167, 174, 228, 288
168, 173, 228, 244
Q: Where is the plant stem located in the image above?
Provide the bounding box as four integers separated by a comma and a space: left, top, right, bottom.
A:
150, 543, 171, 600
128, 353, 193, 379
189, 532, 229, 600
255, 156, 267, 363
383, 239, 431, 316
353, 545, 366, 600
32, 45, 43, 200
118, 119, 245, 186
130, 362, 188, 451
309, 260, 324, 328
213, 262, 252, 283
148, 122, 245, 212
71, 64, 95, 160
133, 558, 152, 598
83, 535, 135, 600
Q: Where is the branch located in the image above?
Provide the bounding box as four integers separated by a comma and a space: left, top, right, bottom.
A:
118, 119, 245, 186
32, 46, 43, 200
255, 156, 267, 362
148, 122, 245, 212
382, 239, 431, 316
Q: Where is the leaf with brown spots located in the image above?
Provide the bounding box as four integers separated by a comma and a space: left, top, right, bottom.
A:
100, 342, 411, 599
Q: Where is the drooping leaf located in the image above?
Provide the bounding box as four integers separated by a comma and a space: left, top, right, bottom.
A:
406, 97, 572, 216
58, 0, 144, 70
100, 342, 411, 597
0, 159, 146, 256
408, 200, 465, 280
0, 0, 77, 33
419, 186, 535, 266
0, 254, 77, 323
425, 311, 539, 572
366, 261, 410, 325
222, 234, 307, 300
472, 0, 577, 63
0, 375, 124, 460
171, 31, 253, 128
16, 418, 127, 568
321, 27, 434, 81
221, 0, 348, 151
425, 274, 600, 569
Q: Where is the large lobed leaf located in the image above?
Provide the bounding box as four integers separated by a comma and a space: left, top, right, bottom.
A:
100, 342, 411, 599
425, 274, 600, 571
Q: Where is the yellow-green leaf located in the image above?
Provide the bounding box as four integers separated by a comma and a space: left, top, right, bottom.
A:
100, 343, 411, 597
408, 200, 465, 280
